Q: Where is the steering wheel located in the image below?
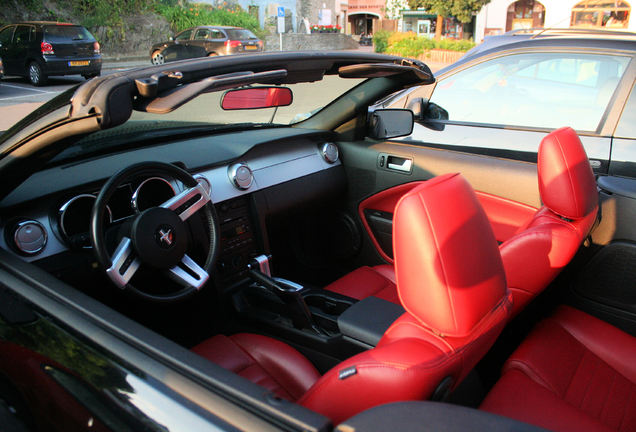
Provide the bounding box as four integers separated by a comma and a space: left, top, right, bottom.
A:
90, 162, 220, 302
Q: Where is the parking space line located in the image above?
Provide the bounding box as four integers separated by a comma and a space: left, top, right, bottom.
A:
0, 83, 55, 93
0, 92, 57, 101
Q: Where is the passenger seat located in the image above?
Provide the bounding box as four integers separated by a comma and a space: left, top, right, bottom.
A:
326, 126, 599, 319
480, 306, 636, 432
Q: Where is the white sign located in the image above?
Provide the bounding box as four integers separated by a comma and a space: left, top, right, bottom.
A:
277, 7, 285, 33
318, 9, 332, 26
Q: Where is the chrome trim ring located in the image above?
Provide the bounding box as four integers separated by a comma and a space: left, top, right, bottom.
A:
320, 142, 339, 164
131, 176, 177, 213
228, 163, 253, 190
13, 220, 48, 255
59, 194, 112, 239
193, 174, 212, 196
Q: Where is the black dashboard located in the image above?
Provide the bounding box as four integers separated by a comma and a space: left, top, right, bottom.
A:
0, 128, 344, 284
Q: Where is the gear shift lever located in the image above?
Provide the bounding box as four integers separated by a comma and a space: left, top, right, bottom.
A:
247, 255, 322, 334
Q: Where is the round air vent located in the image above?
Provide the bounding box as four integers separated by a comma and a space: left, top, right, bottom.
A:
193, 174, 212, 196
228, 163, 253, 190
320, 142, 339, 164
11, 220, 47, 256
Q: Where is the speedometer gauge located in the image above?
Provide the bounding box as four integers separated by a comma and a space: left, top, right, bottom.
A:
131, 177, 176, 212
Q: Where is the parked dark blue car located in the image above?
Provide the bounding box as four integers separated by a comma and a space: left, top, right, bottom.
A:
0, 21, 101, 86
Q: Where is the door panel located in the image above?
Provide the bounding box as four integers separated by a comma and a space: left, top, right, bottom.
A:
359, 181, 425, 263
475, 191, 537, 242
340, 140, 540, 263
574, 176, 636, 335
358, 179, 538, 262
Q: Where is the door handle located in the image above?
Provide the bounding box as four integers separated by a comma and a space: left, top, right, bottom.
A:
387, 155, 413, 173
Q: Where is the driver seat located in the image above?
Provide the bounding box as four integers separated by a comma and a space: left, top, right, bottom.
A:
193, 173, 512, 424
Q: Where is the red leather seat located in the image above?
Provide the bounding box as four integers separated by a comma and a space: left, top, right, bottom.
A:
193, 173, 511, 424
480, 306, 636, 432
326, 126, 599, 318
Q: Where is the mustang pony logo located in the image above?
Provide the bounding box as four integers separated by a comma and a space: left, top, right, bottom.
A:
156, 226, 175, 248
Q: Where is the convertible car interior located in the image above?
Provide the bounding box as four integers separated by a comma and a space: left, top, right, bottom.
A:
0, 51, 635, 432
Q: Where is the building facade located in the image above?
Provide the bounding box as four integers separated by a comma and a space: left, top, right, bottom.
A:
476, 0, 634, 42
346, 0, 385, 34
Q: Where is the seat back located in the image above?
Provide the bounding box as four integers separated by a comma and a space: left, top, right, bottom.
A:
299, 173, 511, 424
502, 126, 598, 317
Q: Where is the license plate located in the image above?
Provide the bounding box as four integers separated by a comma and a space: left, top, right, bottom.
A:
69, 60, 90, 66
244, 45, 258, 50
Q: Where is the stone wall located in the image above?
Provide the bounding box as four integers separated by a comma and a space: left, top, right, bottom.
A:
265, 33, 359, 51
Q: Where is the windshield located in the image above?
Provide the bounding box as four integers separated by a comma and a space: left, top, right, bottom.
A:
132, 74, 363, 125
50, 74, 364, 164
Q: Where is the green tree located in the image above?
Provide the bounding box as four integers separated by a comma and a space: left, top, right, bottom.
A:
408, 0, 490, 39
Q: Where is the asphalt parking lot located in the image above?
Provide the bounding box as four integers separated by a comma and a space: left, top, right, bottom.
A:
0, 59, 149, 131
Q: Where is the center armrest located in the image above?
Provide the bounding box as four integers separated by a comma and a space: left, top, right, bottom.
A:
337, 296, 405, 347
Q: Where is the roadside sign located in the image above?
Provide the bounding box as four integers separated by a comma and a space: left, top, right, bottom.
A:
277, 7, 285, 33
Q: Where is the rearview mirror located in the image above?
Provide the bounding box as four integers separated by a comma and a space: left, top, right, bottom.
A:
368, 109, 414, 139
221, 87, 293, 110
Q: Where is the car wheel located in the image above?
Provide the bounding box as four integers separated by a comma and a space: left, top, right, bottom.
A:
151, 51, 165, 65
207, 53, 218, 57
28, 62, 47, 86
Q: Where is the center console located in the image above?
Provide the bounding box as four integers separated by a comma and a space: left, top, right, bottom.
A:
215, 196, 258, 280
232, 255, 405, 364
213, 197, 405, 364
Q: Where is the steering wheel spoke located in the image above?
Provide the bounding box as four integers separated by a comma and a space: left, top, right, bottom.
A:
161, 184, 210, 222
167, 254, 209, 290
106, 237, 141, 288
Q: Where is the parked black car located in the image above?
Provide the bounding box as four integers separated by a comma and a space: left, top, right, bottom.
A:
150, 26, 263, 64
382, 29, 636, 178
0, 21, 101, 86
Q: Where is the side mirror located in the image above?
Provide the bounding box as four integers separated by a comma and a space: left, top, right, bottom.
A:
368, 109, 414, 139
406, 97, 449, 122
425, 102, 449, 121
221, 87, 293, 110
406, 98, 448, 131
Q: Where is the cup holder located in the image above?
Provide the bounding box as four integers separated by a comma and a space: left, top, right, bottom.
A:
304, 293, 353, 316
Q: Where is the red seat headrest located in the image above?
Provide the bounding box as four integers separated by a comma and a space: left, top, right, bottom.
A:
538, 127, 598, 220
393, 173, 508, 337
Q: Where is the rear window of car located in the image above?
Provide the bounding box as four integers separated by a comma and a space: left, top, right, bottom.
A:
225, 29, 258, 40
44, 25, 95, 43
